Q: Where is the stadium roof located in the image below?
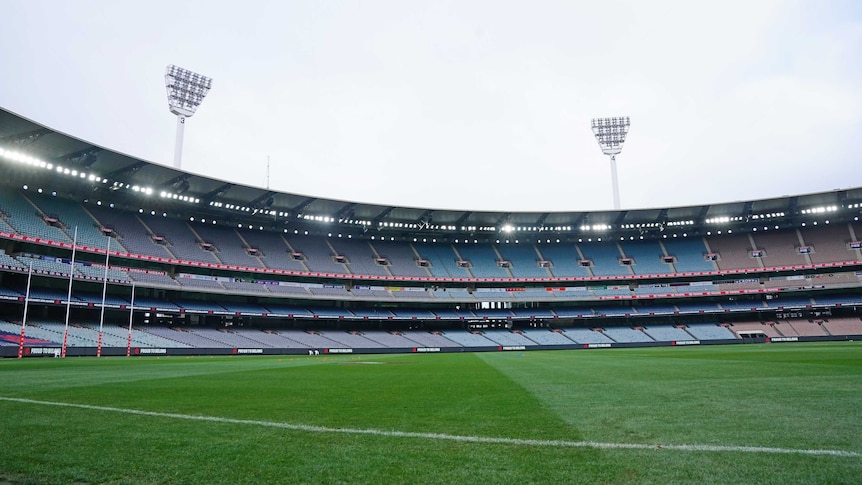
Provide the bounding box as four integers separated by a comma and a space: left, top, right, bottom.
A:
1, 106, 860, 240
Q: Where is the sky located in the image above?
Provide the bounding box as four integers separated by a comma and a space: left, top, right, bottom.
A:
1, 0, 861, 213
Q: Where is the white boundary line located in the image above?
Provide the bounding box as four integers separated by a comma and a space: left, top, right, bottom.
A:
1, 396, 858, 458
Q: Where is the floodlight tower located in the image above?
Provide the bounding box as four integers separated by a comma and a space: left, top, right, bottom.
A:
165, 64, 212, 169
591, 116, 631, 210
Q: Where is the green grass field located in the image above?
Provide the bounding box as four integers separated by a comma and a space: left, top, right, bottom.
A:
1, 342, 860, 484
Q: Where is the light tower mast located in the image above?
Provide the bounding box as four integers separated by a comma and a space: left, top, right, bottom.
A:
591, 116, 631, 210
165, 65, 212, 169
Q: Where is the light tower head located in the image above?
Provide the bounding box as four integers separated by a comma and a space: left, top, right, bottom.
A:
165, 65, 212, 169
591, 116, 630, 156
165, 64, 212, 118
591, 116, 630, 210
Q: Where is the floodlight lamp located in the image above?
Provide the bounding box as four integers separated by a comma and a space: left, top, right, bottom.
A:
165, 64, 212, 117
591, 116, 630, 156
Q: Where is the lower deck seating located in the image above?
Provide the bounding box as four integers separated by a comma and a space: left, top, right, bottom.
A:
684, 324, 736, 340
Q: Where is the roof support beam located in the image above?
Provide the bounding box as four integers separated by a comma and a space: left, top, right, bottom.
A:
416, 210, 434, 228
454, 212, 473, 228
534, 213, 549, 228
495, 212, 512, 227
0, 128, 51, 147
335, 203, 357, 220
612, 210, 629, 227
372, 207, 395, 225
248, 191, 277, 209
103, 161, 147, 182
53, 147, 103, 169
291, 197, 317, 215
202, 183, 235, 202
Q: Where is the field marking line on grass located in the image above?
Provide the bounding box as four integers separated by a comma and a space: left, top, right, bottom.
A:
1, 396, 858, 458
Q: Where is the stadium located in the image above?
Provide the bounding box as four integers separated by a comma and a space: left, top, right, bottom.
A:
0, 103, 861, 356
0, 101, 861, 482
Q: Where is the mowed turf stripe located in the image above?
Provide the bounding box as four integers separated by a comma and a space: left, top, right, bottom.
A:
1, 396, 858, 458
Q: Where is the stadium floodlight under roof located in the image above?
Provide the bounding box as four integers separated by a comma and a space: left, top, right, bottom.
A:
591, 116, 631, 210
165, 64, 212, 169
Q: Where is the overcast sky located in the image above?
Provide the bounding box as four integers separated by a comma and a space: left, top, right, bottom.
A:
1, 1, 860, 213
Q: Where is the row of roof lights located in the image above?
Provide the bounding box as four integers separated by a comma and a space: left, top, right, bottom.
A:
706, 216, 744, 224
620, 222, 661, 229
1, 147, 107, 184
503, 225, 574, 232
801, 205, 839, 214
127, 184, 153, 195
303, 214, 334, 222
161, 191, 198, 203
580, 224, 611, 231
0, 147, 190, 203
666, 220, 694, 227
341, 219, 371, 226
192, 205, 855, 232
750, 212, 786, 219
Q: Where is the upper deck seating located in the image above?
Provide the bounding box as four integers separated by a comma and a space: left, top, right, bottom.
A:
619, 241, 673, 275
799, 224, 858, 264
578, 242, 632, 277
193, 224, 265, 268
142, 217, 220, 263
495, 243, 552, 278
660, 238, 716, 273
454, 243, 510, 278
413, 243, 471, 278
31, 195, 123, 250
707, 234, 760, 270
749, 230, 810, 267
538, 244, 592, 278
237, 231, 308, 271
0, 189, 71, 243
283, 235, 346, 274
370, 241, 430, 278
327, 238, 390, 276
87, 206, 175, 259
